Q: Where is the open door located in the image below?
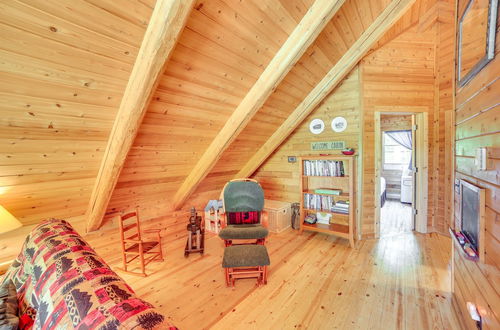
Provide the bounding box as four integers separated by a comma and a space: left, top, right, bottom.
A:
410, 115, 417, 230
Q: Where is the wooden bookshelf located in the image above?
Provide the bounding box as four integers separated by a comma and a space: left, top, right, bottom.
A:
299, 155, 355, 247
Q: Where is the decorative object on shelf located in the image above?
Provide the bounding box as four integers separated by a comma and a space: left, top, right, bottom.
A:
331, 116, 347, 132
311, 141, 345, 151
341, 148, 355, 155
185, 207, 204, 257
309, 118, 325, 134
204, 199, 223, 234
0, 205, 22, 234
457, 0, 498, 87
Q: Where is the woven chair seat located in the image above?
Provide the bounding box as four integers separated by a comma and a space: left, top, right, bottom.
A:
219, 224, 269, 240
222, 244, 270, 268
125, 241, 159, 254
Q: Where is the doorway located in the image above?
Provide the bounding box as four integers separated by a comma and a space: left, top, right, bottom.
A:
374, 112, 428, 237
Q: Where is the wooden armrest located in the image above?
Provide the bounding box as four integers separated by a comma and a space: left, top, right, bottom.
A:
143, 229, 161, 233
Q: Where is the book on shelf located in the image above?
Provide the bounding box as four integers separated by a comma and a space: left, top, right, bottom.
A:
331, 200, 349, 214
314, 188, 342, 195
303, 160, 345, 177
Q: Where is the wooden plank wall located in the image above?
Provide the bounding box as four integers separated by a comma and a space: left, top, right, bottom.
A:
0, 0, 154, 263
105, 0, 315, 221
360, 24, 436, 237
252, 67, 361, 202
0, 0, 153, 226
106, 0, 393, 222
451, 1, 500, 326
380, 114, 412, 199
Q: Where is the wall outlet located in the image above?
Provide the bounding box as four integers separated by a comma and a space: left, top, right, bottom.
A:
288, 156, 297, 163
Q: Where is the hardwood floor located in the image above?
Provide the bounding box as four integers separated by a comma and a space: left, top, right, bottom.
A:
380, 200, 414, 238
89, 228, 462, 329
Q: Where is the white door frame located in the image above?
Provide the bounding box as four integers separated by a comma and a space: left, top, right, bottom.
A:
374, 111, 428, 237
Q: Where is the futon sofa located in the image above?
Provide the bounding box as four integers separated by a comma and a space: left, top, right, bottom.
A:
1, 219, 175, 329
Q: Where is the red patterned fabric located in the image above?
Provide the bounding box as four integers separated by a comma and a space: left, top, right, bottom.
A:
227, 211, 260, 225
1, 219, 176, 330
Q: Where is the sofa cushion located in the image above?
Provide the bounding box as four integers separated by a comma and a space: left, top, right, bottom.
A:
1, 219, 176, 330
219, 224, 269, 240
0, 279, 19, 330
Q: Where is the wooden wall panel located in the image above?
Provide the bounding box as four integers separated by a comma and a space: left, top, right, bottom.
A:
451, 5, 500, 325
107, 0, 393, 218
252, 67, 361, 202
106, 0, 315, 218
0, 1, 152, 227
360, 24, 436, 237
187, 0, 392, 206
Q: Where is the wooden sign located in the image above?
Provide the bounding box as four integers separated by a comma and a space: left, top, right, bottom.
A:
311, 141, 345, 151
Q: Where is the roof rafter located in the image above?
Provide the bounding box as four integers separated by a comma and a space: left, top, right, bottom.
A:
235, 0, 417, 179
172, 0, 347, 210
86, 0, 196, 232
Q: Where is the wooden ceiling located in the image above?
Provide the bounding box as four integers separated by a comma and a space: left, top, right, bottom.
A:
0, 0, 433, 228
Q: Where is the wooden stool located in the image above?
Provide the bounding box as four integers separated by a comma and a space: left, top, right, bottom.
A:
222, 245, 270, 287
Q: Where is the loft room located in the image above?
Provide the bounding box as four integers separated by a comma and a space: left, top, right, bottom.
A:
0, 0, 498, 329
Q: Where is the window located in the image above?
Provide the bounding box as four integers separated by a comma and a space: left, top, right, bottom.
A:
383, 132, 411, 166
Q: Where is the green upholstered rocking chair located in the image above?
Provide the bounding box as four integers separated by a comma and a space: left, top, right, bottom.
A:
218, 178, 269, 246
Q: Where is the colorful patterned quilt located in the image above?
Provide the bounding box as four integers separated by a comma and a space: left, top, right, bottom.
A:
1, 219, 175, 329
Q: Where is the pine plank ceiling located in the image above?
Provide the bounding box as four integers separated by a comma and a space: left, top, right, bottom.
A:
0, 0, 434, 227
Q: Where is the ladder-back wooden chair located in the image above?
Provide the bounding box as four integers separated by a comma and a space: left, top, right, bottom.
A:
118, 209, 163, 277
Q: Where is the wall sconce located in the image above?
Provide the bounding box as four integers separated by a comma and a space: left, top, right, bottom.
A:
467, 302, 482, 329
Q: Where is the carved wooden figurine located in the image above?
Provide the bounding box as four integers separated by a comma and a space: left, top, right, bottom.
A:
184, 207, 204, 257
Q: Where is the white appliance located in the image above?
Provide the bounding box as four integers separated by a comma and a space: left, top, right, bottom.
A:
400, 169, 413, 204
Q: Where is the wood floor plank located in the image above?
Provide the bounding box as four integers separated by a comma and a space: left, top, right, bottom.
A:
84, 226, 462, 329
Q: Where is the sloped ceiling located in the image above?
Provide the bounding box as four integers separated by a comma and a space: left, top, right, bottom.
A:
0, 0, 154, 225
0, 0, 436, 227
106, 0, 404, 218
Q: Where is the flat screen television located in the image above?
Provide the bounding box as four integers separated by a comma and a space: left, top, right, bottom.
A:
459, 179, 485, 260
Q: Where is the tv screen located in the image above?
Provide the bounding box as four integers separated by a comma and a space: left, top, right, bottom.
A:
461, 181, 480, 251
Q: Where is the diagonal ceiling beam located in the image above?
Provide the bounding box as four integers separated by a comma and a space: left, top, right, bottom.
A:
235, 0, 417, 179
86, 0, 196, 232
172, 0, 346, 210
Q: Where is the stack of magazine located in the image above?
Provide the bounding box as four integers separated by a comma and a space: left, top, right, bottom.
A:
331, 200, 349, 214
303, 160, 345, 176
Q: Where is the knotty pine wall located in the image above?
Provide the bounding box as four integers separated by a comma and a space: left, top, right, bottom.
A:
451, 1, 500, 326
360, 0, 455, 237
0, 0, 154, 226
360, 25, 436, 237
106, 0, 393, 223
0, 0, 155, 263
252, 67, 361, 202
105, 0, 315, 222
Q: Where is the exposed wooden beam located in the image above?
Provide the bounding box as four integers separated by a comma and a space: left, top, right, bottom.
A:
172, 0, 346, 210
235, 0, 417, 179
86, 0, 196, 232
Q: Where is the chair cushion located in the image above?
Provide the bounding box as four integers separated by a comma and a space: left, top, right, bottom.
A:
219, 224, 269, 240
224, 181, 264, 212
222, 245, 270, 268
